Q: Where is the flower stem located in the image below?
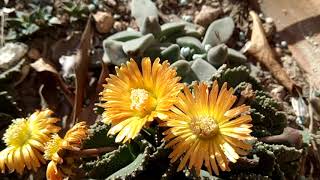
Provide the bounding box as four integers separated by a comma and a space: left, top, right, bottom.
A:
73, 147, 117, 157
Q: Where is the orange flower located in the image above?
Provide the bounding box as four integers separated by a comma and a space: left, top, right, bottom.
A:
99, 57, 183, 143
162, 81, 253, 175
0, 109, 60, 174
44, 122, 88, 180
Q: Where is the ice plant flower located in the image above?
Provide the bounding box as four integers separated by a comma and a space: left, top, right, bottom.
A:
0, 109, 60, 174
162, 81, 253, 175
99, 57, 183, 143
44, 122, 88, 180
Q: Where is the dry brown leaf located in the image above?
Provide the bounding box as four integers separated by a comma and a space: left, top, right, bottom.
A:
30, 58, 74, 105
30, 58, 59, 73
78, 60, 109, 125
72, 15, 94, 125
247, 11, 300, 95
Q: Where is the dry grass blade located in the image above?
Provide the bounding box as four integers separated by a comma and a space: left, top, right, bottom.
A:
72, 15, 94, 125
30, 58, 74, 105
247, 11, 300, 95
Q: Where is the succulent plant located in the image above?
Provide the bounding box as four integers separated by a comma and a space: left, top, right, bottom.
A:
131, 0, 158, 28
202, 17, 235, 47
77, 57, 302, 179
102, 3, 248, 85
62, 1, 89, 22
0, 0, 306, 179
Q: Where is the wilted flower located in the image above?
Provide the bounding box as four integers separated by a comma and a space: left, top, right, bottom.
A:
44, 122, 88, 180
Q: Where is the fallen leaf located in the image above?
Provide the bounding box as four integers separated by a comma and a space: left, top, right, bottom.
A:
246, 11, 300, 95
72, 15, 94, 125
30, 58, 74, 105
78, 60, 109, 125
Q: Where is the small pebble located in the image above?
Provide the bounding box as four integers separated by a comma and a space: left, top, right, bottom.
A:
192, 54, 204, 60
265, 17, 273, 24
275, 47, 283, 56
98, 4, 104, 10
259, 13, 264, 19
179, 0, 188, 6
182, 15, 193, 22
194, 5, 221, 27
106, 0, 117, 7
204, 44, 212, 52
280, 41, 288, 48
113, 14, 121, 20
180, 47, 191, 57
93, 11, 114, 33
113, 21, 127, 31
87, 4, 96, 12
239, 31, 246, 41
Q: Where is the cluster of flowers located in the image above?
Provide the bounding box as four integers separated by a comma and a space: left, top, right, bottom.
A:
0, 57, 253, 179
0, 109, 88, 180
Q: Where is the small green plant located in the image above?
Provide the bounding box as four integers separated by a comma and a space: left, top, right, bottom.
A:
62, 1, 89, 22
6, 5, 59, 39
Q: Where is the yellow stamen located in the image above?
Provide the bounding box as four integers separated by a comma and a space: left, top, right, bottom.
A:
3, 118, 31, 147
190, 116, 219, 138
130, 88, 156, 113
44, 134, 63, 161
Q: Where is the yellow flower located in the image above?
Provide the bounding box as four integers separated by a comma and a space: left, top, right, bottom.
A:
99, 57, 183, 143
44, 122, 88, 180
0, 109, 60, 174
162, 81, 253, 175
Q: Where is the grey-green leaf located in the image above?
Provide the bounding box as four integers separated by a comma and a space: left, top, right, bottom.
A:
131, 0, 158, 28
122, 34, 155, 56
106, 30, 142, 42
191, 58, 217, 81
176, 36, 204, 54
159, 22, 185, 42
202, 17, 235, 46
170, 59, 191, 77
227, 48, 247, 64
207, 44, 228, 68
141, 16, 161, 37
160, 44, 180, 63
102, 40, 128, 65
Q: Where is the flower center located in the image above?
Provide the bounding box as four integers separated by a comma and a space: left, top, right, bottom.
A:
130, 88, 156, 113
44, 134, 63, 161
190, 116, 219, 138
3, 118, 32, 147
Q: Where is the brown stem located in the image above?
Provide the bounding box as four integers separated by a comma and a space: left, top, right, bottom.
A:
71, 147, 117, 158
260, 127, 302, 148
